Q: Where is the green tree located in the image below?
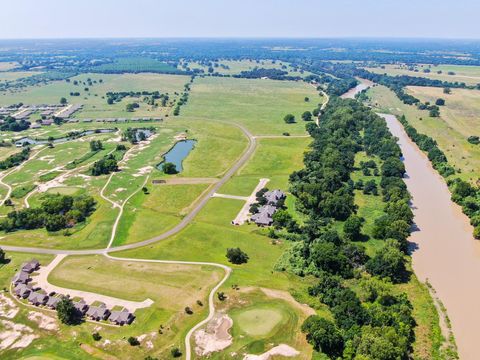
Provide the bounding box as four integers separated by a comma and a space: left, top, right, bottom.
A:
0, 247, 5, 263
226, 248, 249, 264
56, 297, 78, 325
162, 162, 178, 174
343, 215, 363, 241
435, 98, 445, 106
301, 111, 313, 121
301, 316, 344, 358
366, 240, 407, 283
171, 347, 182, 358
283, 114, 295, 124
60, 97, 67, 105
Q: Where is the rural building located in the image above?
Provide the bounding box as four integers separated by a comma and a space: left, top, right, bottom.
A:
21, 259, 40, 273
73, 299, 89, 315
14, 284, 32, 298
27, 292, 48, 306
15, 137, 36, 147
264, 189, 286, 206
12, 271, 30, 285
82, 118, 92, 123
109, 308, 134, 325
46, 296, 61, 309
41, 119, 53, 126
30, 123, 41, 129
86, 303, 111, 321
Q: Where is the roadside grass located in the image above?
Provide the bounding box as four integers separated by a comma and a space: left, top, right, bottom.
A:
47, 255, 223, 358
182, 76, 321, 135
113, 183, 210, 246
367, 84, 480, 181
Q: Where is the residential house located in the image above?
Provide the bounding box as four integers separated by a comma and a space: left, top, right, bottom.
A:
21, 259, 40, 273
46, 296, 61, 309
251, 205, 277, 226
41, 119, 53, 126
86, 303, 111, 321
28, 291, 48, 306
73, 299, 89, 315
12, 271, 30, 285
109, 308, 134, 325
264, 189, 286, 206
14, 284, 32, 298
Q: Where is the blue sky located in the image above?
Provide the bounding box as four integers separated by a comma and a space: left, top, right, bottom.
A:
1, 0, 478, 39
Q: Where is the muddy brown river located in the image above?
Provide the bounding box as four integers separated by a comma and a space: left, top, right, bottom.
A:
381, 113, 478, 359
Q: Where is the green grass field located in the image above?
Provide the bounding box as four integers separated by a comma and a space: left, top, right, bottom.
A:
182, 76, 321, 135
367, 84, 480, 181
366, 64, 480, 86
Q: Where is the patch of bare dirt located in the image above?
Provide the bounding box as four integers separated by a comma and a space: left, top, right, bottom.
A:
0, 319, 37, 350
27, 311, 58, 331
243, 344, 299, 360
0, 293, 19, 319
194, 313, 233, 356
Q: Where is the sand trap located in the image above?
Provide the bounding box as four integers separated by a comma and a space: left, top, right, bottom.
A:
27, 311, 58, 331
115, 187, 127, 192
0, 319, 37, 350
195, 314, 233, 356
38, 155, 55, 164
133, 166, 153, 177
0, 293, 19, 319
243, 344, 299, 360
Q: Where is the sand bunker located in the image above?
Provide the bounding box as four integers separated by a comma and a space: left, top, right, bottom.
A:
195, 314, 233, 356
38, 155, 55, 164
243, 344, 299, 360
115, 187, 127, 192
0, 293, 19, 319
27, 311, 58, 331
0, 319, 37, 350
133, 166, 153, 177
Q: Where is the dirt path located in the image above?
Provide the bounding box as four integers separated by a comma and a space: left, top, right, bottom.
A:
381, 113, 476, 359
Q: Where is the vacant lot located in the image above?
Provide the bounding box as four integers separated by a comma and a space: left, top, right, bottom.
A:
182, 77, 321, 135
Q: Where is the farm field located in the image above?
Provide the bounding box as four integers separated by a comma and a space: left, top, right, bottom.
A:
0, 62, 19, 71
366, 64, 480, 85
182, 76, 322, 135
366, 84, 480, 181
0, 71, 39, 82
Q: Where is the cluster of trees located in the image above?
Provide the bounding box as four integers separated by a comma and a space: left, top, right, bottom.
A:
233, 68, 300, 81
106, 90, 164, 105
274, 98, 414, 358
0, 148, 30, 170
0, 194, 96, 232
122, 127, 153, 144
173, 83, 191, 116
126, 102, 140, 112
225, 247, 249, 264
89, 140, 103, 152
0, 116, 30, 132
326, 78, 358, 96
397, 115, 454, 177
90, 154, 118, 176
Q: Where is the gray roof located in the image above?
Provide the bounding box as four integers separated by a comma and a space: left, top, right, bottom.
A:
73, 299, 89, 312
86, 303, 110, 319
109, 308, 134, 324
21, 259, 39, 273
14, 284, 32, 297
28, 291, 48, 304
12, 271, 30, 284
46, 296, 61, 308
251, 205, 277, 226
264, 189, 286, 204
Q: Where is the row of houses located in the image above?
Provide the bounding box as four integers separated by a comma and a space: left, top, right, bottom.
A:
250, 189, 286, 226
11, 259, 135, 326
72, 117, 163, 123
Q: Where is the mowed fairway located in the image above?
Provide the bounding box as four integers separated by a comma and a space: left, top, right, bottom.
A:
367, 84, 480, 181
182, 77, 321, 135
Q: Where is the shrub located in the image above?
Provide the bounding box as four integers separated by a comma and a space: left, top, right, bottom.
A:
92, 332, 102, 341
171, 347, 182, 358
128, 336, 140, 346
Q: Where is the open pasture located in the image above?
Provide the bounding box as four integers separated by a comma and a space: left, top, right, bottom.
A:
366, 64, 480, 86
367, 84, 480, 181
182, 76, 321, 135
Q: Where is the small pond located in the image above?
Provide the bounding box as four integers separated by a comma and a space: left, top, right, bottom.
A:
157, 139, 197, 173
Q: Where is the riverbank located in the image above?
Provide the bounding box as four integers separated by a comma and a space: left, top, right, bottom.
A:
382, 113, 478, 360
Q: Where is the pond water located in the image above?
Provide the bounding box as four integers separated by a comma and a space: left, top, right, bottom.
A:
157, 139, 197, 173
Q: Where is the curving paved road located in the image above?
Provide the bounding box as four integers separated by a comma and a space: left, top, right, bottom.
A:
0, 122, 256, 255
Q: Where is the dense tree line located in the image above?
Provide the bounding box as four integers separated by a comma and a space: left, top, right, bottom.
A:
233, 67, 301, 81
0, 148, 30, 170
0, 117, 30, 132
0, 194, 96, 232
275, 98, 415, 359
